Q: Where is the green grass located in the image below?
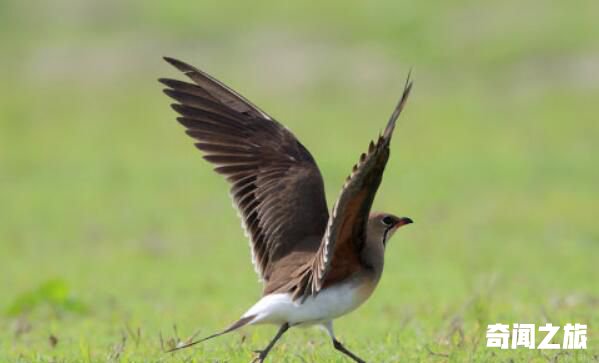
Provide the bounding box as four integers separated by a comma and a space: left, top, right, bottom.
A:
1, 0, 598, 362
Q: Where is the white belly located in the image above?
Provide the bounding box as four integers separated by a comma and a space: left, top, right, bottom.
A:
242, 280, 375, 326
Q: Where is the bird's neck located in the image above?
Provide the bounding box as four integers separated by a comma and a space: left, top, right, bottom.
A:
360, 239, 385, 281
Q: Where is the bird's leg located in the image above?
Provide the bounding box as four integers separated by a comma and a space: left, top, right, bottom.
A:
322, 321, 367, 363
332, 339, 367, 363
251, 323, 289, 363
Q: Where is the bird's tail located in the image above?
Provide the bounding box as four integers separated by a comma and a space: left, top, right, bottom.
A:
167, 314, 256, 352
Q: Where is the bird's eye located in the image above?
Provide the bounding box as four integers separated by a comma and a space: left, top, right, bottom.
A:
382, 216, 395, 226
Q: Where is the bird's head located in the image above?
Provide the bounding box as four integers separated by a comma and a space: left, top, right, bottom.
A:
368, 212, 413, 247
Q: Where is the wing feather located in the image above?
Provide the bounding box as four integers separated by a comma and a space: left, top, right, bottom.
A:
161, 57, 329, 282
300, 73, 413, 299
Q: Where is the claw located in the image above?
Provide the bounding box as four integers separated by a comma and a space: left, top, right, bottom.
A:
251, 350, 266, 363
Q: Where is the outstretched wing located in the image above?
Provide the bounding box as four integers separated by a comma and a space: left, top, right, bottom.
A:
299, 74, 413, 299
160, 57, 329, 282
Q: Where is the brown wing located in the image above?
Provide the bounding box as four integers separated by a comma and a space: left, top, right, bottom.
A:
296, 73, 413, 300
160, 57, 329, 282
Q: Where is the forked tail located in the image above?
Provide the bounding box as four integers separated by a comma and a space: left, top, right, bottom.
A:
167, 314, 256, 352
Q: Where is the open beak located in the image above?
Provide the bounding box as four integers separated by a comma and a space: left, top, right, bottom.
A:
395, 217, 413, 228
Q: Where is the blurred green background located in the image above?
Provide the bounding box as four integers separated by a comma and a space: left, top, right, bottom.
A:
1, 1, 597, 362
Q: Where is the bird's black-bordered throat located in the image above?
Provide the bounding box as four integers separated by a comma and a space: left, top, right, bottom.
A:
160, 57, 414, 363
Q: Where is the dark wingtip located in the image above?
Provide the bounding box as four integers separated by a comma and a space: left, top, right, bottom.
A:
383, 70, 414, 140
163, 56, 177, 65
405, 68, 414, 97
163, 56, 195, 73
170, 103, 186, 116
158, 78, 173, 87
162, 87, 175, 96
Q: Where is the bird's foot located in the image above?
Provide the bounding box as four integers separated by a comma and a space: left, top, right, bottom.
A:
251, 349, 267, 363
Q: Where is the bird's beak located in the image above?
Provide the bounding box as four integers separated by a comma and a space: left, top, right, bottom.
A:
395, 217, 413, 228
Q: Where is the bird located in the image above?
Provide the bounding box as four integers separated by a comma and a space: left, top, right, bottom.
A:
159, 56, 413, 363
